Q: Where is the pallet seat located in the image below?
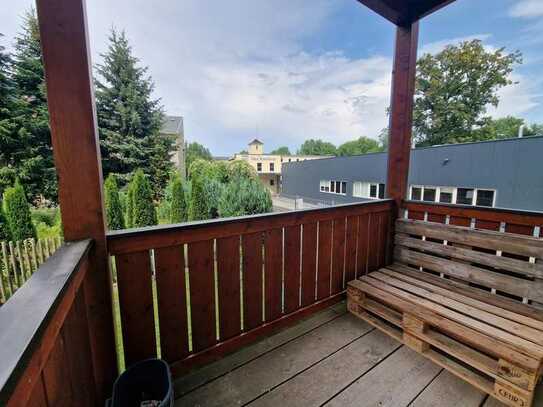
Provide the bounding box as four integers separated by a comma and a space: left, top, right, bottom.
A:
348, 218, 543, 407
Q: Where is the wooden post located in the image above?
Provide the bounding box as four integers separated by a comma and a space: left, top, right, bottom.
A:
386, 22, 419, 208
35, 0, 116, 402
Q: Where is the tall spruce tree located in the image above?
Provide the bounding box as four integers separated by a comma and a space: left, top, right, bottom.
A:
95, 29, 175, 196
5, 11, 57, 202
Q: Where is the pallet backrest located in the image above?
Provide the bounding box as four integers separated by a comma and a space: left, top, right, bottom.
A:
393, 218, 543, 306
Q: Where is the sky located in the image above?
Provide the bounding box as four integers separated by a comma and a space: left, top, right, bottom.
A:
1, 0, 542, 155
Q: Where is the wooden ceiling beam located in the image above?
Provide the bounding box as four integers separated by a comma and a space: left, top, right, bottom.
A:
357, 0, 456, 25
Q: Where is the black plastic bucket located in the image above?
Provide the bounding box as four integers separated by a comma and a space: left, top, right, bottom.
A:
106, 359, 173, 407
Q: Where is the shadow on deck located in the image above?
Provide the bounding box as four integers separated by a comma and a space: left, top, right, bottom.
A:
174, 302, 543, 407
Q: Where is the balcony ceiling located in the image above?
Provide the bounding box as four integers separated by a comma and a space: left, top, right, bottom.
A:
357, 0, 456, 25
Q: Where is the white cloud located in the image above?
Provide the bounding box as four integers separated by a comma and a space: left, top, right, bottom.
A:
509, 0, 543, 18
489, 73, 542, 118
420, 34, 492, 55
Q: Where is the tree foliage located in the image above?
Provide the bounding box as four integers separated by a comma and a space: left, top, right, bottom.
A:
414, 40, 522, 146
104, 174, 125, 230
474, 116, 543, 140
128, 170, 157, 227
3, 181, 35, 240
337, 136, 383, 156
270, 146, 291, 155
95, 29, 174, 196
227, 160, 258, 181
186, 142, 212, 176
0, 200, 9, 241
1, 11, 57, 203
218, 177, 272, 218
298, 139, 336, 156
169, 174, 187, 223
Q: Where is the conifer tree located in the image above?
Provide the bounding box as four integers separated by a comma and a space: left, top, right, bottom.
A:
125, 183, 135, 229
95, 29, 175, 196
129, 170, 157, 227
8, 10, 57, 202
3, 181, 36, 240
0, 200, 9, 241
104, 174, 125, 230
169, 175, 187, 223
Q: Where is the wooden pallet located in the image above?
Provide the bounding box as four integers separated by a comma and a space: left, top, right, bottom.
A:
347, 270, 543, 407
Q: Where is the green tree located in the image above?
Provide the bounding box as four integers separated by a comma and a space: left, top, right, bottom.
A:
6, 11, 57, 202
270, 146, 291, 155
337, 136, 382, 156
218, 177, 272, 218
298, 139, 337, 156
104, 174, 125, 230
3, 181, 35, 240
125, 183, 134, 228
474, 116, 543, 140
227, 160, 257, 181
129, 170, 157, 227
95, 29, 174, 195
188, 159, 213, 221
169, 174, 187, 223
377, 128, 389, 151
185, 142, 212, 175
0, 200, 9, 241
414, 40, 522, 146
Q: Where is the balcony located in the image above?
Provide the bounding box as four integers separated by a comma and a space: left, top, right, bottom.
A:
1, 0, 542, 406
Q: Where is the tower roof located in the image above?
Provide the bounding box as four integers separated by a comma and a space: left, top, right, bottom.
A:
249, 138, 263, 145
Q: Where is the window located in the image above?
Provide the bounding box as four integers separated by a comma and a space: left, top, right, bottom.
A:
423, 187, 437, 202
269, 162, 274, 172
257, 162, 262, 172
456, 188, 474, 205
439, 187, 454, 203
288, 158, 291, 162
411, 187, 422, 201
270, 179, 275, 186
320, 180, 330, 192
476, 189, 494, 207
320, 180, 346, 195
353, 182, 384, 199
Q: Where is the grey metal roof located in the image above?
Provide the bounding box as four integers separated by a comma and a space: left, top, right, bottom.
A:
161, 115, 183, 134
249, 138, 263, 145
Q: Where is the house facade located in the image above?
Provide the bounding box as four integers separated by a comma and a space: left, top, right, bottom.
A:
282, 136, 543, 211
232, 139, 330, 194
160, 115, 186, 178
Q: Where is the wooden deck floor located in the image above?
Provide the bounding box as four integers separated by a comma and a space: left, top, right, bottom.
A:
174, 302, 543, 407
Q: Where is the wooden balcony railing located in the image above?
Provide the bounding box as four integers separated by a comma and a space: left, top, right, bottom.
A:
106, 200, 394, 377
0, 240, 96, 406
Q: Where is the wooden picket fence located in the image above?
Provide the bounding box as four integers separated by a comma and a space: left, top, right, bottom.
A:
0, 236, 63, 304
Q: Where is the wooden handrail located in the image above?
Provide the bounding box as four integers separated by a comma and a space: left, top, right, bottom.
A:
0, 240, 94, 406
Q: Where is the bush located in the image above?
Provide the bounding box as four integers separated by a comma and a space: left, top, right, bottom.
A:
104, 174, 125, 230
3, 181, 36, 240
0, 204, 9, 241
203, 179, 223, 219
170, 175, 187, 223
31, 207, 58, 226
125, 182, 134, 228
129, 170, 157, 227
218, 177, 272, 218
227, 160, 258, 182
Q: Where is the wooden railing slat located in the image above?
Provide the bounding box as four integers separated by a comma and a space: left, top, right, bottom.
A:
316, 220, 332, 300
242, 233, 264, 331
116, 250, 156, 365
356, 214, 370, 278
300, 222, 317, 307
331, 218, 346, 294
284, 225, 301, 314
154, 245, 189, 362
344, 216, 358, 283
264, 229, 283, 322
187, 240, 216, 353
217, 236, 242, 341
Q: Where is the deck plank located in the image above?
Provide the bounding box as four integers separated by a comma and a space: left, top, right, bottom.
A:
175, 313, 372, 406
324, 346, 441, 407
248, 329, 400, 407
174, 302, 346, 397
410, 370, 486, 407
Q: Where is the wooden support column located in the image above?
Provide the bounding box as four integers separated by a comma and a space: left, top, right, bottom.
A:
386, 22, 419, 208
36, 0, 116, 402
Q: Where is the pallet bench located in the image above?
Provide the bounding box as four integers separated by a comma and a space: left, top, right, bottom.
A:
348, 218, 543, 407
